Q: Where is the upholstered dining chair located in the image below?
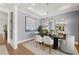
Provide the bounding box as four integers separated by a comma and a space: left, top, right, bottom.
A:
34, 35, 43, 48
43, 36, 53, 53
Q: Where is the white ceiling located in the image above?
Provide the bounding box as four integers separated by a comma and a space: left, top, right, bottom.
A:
0, 3, 79, 18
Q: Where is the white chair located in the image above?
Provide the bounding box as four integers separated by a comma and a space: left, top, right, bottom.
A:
34, 35, 43, 48
60, 35, 76, 54
43, 36, 53, 53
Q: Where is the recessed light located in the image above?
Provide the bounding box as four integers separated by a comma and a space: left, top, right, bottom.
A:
41, 12, 47, 15
28, 7, 47, 16
44, 12, 47, 14
41, 10, 48, 15
41, 10, 44, 12
32, 3, 35, 6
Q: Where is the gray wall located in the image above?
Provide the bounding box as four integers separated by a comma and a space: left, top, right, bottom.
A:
17, 11, 40, 41
0, 11, 8, 33
17, 10, 79, 42
54, 10, 79, 42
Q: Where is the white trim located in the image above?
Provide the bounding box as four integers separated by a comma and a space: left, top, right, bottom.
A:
10, 39, 15, 49
7, 12, 11, 43
0, 7, 10, 13
13, 6, 18, 49
75, 42, 78, 45
18, 37, 34, 44
0, 7, 11, 44
18, 9, 41, 19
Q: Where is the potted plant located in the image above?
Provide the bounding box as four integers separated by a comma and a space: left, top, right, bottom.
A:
4, 24, 7, 40
37, 26, 43, 33
37, 26, 43, 36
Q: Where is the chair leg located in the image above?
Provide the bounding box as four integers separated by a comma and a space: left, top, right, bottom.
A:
43, 44, 45, 50
49, 45, 51, 54
41, 42, 43, 49
35, 42, 37, 47
40, 43, 42, 49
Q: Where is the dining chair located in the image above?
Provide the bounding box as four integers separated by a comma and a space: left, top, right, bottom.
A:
43, 36, 53, 53
34, 35, 43, 49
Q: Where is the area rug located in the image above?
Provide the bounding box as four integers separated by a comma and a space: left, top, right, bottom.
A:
0, 45, 9, 55
22, 40, 78, 55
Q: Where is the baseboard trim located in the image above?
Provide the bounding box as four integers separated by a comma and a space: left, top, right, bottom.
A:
18, 37, 34, 44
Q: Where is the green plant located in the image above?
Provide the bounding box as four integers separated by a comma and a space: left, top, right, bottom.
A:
4, 24, 7, 32
42, 29, 48, 35
4, 24, 7, 40
37, 26, 43, 33
37, 26, 55, 36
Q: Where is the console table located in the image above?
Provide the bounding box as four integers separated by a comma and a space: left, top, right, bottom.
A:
51, 34, 66, 49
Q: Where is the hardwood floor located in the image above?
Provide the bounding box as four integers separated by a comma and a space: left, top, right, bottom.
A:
0, 34, 5, 45
6, 43, 79, 55
0, 33, 79, 55
6, 43, 34, 55
75, 45, 79, 53
0, 34, 33, 55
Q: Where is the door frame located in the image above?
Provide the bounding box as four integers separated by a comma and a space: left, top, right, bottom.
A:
78, 17, 79, 46
0, 7, 10, 43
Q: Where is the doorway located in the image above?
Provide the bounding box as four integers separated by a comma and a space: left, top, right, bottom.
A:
0, 11, 8, 45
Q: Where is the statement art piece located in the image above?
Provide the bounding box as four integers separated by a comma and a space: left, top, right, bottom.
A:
25, 16, 36, 32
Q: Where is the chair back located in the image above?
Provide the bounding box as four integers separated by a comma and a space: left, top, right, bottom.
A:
34, 35, 43, 42
43, 36, 52, 45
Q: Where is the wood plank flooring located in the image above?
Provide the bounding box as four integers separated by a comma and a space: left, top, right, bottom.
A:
75, 45, 79, 53
0, 34, 79, 55
0, 34, 5, 45
6, 43, 34, 55
0, 34, 33, 55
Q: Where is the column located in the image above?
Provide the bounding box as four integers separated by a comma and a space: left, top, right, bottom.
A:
13, 6, 18, 49
7, 12, 11, 43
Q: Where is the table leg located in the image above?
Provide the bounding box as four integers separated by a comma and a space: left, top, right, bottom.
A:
53, 37, 58, 49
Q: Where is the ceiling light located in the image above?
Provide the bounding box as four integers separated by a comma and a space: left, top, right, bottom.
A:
28, 7, 47, 16
41, 10, 48, 15
43, 12, 47, 15
41, 10, 44, 12
32, 3, 35, 6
